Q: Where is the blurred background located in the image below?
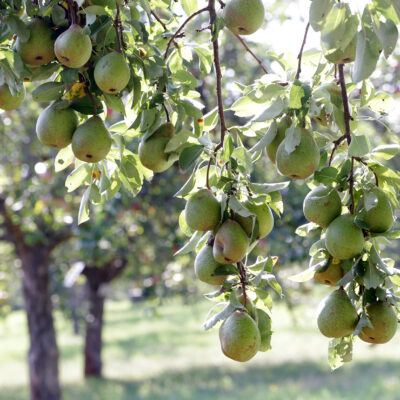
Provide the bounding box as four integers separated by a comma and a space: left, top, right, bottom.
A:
1, 1, 400, 399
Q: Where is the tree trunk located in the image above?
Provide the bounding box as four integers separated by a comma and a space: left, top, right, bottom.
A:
21, 246, 62, 400
84, 278, 105, 377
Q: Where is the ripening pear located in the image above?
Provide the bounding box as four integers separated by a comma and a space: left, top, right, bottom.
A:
234, 201, 274, 239
323, 37, 356, 64
317, 288, 358, 338
185, 189, 221, 231
138, 122, 175, 172
303, 186, 342, 228
256, 308, 272, 352
325, 215, 364, 260
36, 103, 78, 148
194, 245, 229, 285
0, 83, 25, 110
359, 302, 398, 344
72, 116, 111, 163
314, 259, 343, 286
55, 24, 92, 68
213, 220, 249, 264
276, 128, 320, 180
359, 188, 394, 233
219, 310, 261, 362
16, 18, 55, 66
223, 0, 264, 35
94, 52, 130, 94
267, 116, 291, 164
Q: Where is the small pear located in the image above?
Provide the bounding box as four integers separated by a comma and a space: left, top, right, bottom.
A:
185, 189, 221, 231
55, 24, 92, 68
16, 18, 55, 66
267, 116, 291, 164
138, 123, 175, 172
0, 84, 25, 110
314, 259, 343, 286
325, 215, 364, 260
256, 308, 272, 352
234, 201, 274, 239
94, 52, 130, 94
36, 103, 78, 148
317, 288, 358, 338
303, 186, 342, 228
223, 0, 265, 35
359, 302, 398, 344
219, 310, 261, 362
213, 219, 249, 264
194, 245, 229, 285
72, 116, 111, 163
276, 128, 320, 180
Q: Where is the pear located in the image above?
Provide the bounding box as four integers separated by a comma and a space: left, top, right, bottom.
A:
219, 310, 261, 362
94, 52, 130, 94
359, 188, 394, 233
223, 0, 264, 35
234, 201, 274, 239
323, 37, 356, 64
194, 245, 229, 285
0, 84, 25, 110
36, 103, 78, 148
267, 116, 291, 164
276, 128, 320, 180
213, 219, 249, 264
55, 24, 92, 68
256, 308, 272, 352
359, 302, 398, 344
303, 186, 342, 228
185, 189, 220, 231
325, 215, 364, 260
138, 123, 175, 173
317, 288, 358, 338
314, 259, 343, 286
16, 18, 55, 66
72, 116, 111, 163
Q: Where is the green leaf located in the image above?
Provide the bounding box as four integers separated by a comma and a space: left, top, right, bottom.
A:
283, 124, 301, 154
203, 302, 235, 331
78, 185, 91, 225
174, 230, 205, 256
172, 69, 197, 88
5, 15, 30, 43
364, 259, 384, 289
65, 164, 90, 192
314, 166, 338, 185
70, 96, 104, 115
32, 82, 65, 102
228, 197, 254, 217
103, 94, 125, 115
348, 134, 370, 157
288, 263, 321, 282
194, 47, 213, 74
55, 146, 74, 172
289, 84, 305, 109
309, 0, 334, 31
377, 19, 398, 58
181, 0, 197, 16
175, 167, 197, 197
81, 5, 108, 15
371, 144, 400, 160
328, 336, 353, 370
252, 97, 285, 122
250, 121, 277, 153
248, 181, 290, 194
179, 144, 204, 170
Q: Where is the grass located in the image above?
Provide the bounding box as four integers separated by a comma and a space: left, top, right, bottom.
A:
1, 295, 400, 400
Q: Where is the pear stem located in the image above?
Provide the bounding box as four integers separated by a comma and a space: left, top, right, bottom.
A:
237, 262, 247, 307
294, 22, 310, 81
67, 0, 77, 25
162, 103, 170, 122
114, 3, 122, 53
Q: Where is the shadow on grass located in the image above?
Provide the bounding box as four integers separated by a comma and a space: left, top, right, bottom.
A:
2, 359, 400, 400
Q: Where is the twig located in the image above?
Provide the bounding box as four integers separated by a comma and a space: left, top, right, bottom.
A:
114, 3, 122, 53
328, 135, 347, 166
164, 7, 210, 60
295, 22, 310, 81
151, 11, 179, 49
206, 157, 213, 190
349, 157, 355, 213
196, 24, 212, 33
237, 261, 247, 307
162, 103, 170, 122
218, 0, 225, 8
234, 33, 269, 75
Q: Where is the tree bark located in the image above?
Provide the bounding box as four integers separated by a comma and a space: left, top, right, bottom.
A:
20, 246, 62, 400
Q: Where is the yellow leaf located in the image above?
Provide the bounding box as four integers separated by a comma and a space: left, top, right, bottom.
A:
65, 82, 87, 100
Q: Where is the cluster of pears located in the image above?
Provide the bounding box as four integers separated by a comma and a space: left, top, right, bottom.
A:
267, 118, 320, 180
302, 184, 398, 343
184, 188, 274, 361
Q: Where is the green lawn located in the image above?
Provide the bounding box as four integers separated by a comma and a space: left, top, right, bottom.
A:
1, 295, 400, 400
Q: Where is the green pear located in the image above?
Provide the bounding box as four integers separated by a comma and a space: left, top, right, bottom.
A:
317, 288, 358, 338
0, 84, 25, 110
219, 310, 261, 362
314, 259, 343, 286
94, 52, 130, 94
234, 201, 274, 239
359, 302, 398, 344
213, 219, 249, 264
323, 37, 356, 64
138, 123, 175, 172
36, 103, 78, 148
16, 18, 55, 66
359, 188, 394, 233
276, 128, 320, 180
185, 189, 220, 231
267, 116, 291, 164
194, 245, 229, 285
303, 186, 342, 228
223, 0, 264, 35
256, 308, 272, 352
325, 215, 364, 260
72, 116, 111, 163
55, 24, 92, 68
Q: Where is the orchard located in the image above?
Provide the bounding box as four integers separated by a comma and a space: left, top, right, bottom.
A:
1, 0, 400, 399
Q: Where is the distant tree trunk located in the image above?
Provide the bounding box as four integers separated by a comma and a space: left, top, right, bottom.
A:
20, 246, 62, 400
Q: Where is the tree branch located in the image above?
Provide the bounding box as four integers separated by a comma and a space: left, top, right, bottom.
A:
237, 261, 247, 307
295, 22, 310, 81
47, 227, 73, 251
0, 197, 25, 249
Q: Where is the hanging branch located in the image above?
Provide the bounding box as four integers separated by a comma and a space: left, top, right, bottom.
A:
294, 22, 310, 81
234, 33, 269, 75
114, 3, 122, 53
